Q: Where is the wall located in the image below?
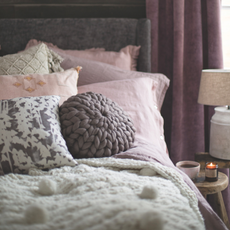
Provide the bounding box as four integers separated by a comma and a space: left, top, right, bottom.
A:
0, 0, 146, 18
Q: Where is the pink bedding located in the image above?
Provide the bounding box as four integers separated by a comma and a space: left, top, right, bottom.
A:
113, 138, 228, 230
24, 39, 141, 71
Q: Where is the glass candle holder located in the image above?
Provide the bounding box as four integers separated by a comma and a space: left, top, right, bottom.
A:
205, 162, 218, 182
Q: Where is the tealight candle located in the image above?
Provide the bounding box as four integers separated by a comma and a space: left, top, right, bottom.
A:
205, 162, 218, 182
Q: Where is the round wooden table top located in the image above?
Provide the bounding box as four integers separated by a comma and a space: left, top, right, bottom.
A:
194, 171, 229, 195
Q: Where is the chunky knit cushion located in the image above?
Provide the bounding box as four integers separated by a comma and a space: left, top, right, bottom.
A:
59, 92, 136, 158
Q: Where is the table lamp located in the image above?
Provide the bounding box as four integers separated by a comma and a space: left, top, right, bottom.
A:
198, 69, 230, 160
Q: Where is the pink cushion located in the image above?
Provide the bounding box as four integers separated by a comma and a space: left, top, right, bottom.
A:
78, 77, 168, 153
25, 39, 140, 71
0, 67, 80, 105
61, 55, 169, 110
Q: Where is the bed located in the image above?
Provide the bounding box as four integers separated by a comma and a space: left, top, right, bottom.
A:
0, 18, 228, 230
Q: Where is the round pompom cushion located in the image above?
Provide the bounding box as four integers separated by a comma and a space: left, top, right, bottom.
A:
59, 92, 136, 158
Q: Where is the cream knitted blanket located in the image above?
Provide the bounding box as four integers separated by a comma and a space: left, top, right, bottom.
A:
0, 158, 205, 230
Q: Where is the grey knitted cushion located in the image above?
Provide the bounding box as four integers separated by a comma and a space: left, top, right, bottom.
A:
59, 92, 136, 158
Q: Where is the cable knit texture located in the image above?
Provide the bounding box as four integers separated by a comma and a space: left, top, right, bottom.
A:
0, 158, 205, 230
59, 92, 136, 158
0, 43, 63, 75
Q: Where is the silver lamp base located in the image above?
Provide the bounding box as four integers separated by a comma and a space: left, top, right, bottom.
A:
210, 107, 230, 160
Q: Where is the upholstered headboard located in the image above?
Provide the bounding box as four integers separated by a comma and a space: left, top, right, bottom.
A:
0, 18, 151, 72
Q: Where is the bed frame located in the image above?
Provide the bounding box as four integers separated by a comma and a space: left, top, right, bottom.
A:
0, 18, 151, 72
0, 1, 146, 19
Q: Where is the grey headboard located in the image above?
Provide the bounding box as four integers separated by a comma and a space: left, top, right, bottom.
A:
0, 18, 151, 72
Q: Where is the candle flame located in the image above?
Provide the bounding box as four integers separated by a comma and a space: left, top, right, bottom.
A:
206, 162, 217, 169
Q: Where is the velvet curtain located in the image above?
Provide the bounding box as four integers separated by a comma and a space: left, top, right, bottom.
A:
146, 0, 230, 220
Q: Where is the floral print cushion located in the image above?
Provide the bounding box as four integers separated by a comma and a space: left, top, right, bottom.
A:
0, 95, 77, 174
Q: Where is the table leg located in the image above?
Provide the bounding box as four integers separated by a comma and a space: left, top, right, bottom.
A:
201, 192, 207, 199
215, 192, 230, 229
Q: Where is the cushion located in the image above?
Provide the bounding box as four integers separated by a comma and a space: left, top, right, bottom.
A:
25, 39, 141, 71
0, 43, 63, 75
0, 95, 77, 174
0, 67, 81, 105
61, 55, 169, 110
78, 78, 168, 154
59, 92, 136, 158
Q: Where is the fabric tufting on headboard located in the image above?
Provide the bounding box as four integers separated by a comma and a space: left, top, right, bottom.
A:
0, 18, 151, 72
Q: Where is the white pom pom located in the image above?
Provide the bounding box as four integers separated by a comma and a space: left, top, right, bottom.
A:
140, 168, 157, 176
38, 178, 56, 196
140, 211, 164, 230
25, 204, 48, 224
139, 185, 158, 199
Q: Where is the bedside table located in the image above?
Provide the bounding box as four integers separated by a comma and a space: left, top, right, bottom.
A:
194, 171, 230, 229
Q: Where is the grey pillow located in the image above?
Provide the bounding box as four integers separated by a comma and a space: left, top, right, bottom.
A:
0, 43, 63, 75
59, 92, 136, 158
0, 95, 77, 174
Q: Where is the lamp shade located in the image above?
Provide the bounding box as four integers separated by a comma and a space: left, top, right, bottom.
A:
198, 69, 230, 160
198, 69, 230, 106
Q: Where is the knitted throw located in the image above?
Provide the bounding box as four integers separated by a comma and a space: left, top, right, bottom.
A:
0, 158, 205, 230
59, 92, 136, 158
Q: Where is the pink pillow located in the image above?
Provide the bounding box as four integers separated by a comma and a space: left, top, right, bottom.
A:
78, 77, 168, 154
0, 67, 80, 105
25, 39, 140, 71
61, 55, 169, 110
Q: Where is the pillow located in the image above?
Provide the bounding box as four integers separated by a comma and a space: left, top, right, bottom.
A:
61, 55, 169, 110
0, 95, 77, 174
78, 77, 168, 154
25, 39, 140, 71
59, 92, 136, 159
0, 67, 81, 105
0, 43, 63, 75
25, 39, 106, 52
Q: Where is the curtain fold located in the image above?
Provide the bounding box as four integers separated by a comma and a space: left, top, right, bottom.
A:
146, 0, 229, 220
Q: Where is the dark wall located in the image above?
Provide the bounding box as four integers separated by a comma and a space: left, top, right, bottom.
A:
0, 0, 146, 18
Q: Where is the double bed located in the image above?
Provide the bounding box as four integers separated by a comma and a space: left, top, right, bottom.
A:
0, 18, 228, 230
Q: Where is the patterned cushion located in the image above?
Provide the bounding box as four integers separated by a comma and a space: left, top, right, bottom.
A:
0, 43, 63, 75
0, 95, 77, 174
0, 67, 81, 105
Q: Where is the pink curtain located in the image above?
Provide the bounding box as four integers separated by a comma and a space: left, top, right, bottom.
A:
146, 0, 230, 219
